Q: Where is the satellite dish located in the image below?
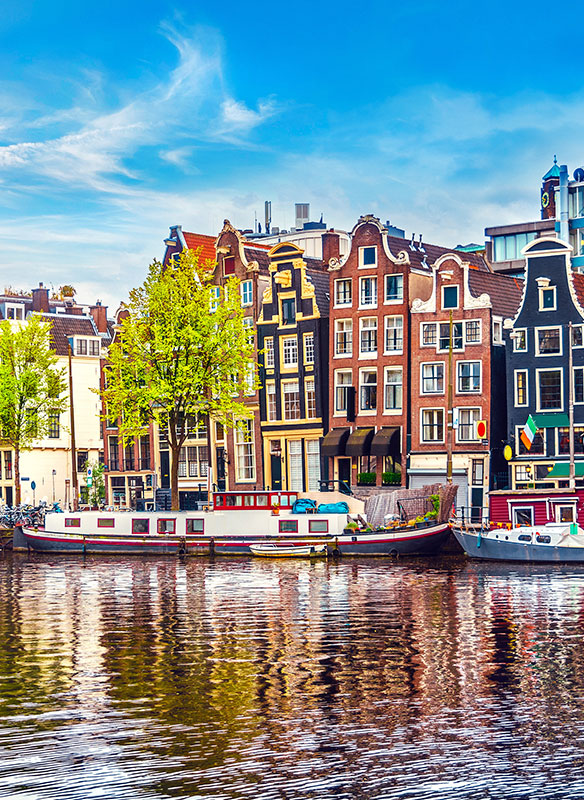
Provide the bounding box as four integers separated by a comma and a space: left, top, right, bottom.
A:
573, 167, 584, 182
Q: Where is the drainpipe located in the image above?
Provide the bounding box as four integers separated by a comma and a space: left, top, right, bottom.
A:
560, 164, 569, 244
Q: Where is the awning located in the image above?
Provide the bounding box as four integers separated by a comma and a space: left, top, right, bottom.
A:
345, 427, 374, 457
370, 426, 401, 458
533, 413, 570, 428
546, 462, 584, 477
321, 428, 350, 457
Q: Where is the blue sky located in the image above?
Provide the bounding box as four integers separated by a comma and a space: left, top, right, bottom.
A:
1, 0, 583, 309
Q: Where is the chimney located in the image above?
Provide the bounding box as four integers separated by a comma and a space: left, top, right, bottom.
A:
90, 301, 108, 333
322, 229, 341, 264
32, 282, 49, 313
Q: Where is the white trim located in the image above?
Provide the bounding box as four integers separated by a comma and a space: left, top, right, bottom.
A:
535, 366, 564, 412
358, 245, 378, 269
420, 407, 445, 444
512, 327, 527, 352
534, 325, 563, 357
420, 361, 445, 395
456, 360, 482, 394
514, 369, 528, 407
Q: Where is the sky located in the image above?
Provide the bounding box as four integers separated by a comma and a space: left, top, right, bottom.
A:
1, 0, 583, 311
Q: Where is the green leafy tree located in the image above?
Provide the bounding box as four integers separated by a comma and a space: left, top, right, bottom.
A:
0, 315, 67, 504
101, 249, 257, 510
85, 461, 106, 507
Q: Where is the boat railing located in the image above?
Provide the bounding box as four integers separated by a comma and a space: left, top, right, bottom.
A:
452, 506, 490, 529
318, 479, 353, 496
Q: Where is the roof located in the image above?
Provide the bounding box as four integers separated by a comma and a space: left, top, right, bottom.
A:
306, 268, 330, 316
468, 271, 524, 317
243, 246, 271, 274
386, 235, 490, 272
571, 272, 584, 311
182, 232, 216, 264
37, 314, 98, 355
543, 157, 561, 180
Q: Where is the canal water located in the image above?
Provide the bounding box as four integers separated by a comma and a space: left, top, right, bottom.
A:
1, 554, 584, 799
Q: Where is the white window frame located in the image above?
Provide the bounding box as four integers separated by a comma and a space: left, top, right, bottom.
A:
334, 319, 352, 357
384, 366, 403, 414
359, 368, 377, 413
384, 273, 403, 304
455, 407, 481, 443
535, 326, 562, 357
492, 317, 503, 344
240, 279, 253, 307
303, 332, 315, 365
575, 366, 584, 405
536, 367, 563, 412
421, 362, 445, 395
210, 286, 220, 312
421, 408, 445, 443
538, 285, 557, 312
334, 278, 352, 307
513, 506, 534, 526
359, 317, 378, 358
5, 303, 25, 321
572, 324, 584, 349
359, 276, 377, 308
464, 319, 482, 345
282, 335, 298, 368
438, 321, 464, 352
456, 361, 481, 394
513, 328, 527, 352
234, 420, 256, 482
514, 369, 528, 407
334, 369, 352, 415
384, 315, 403, 354
264, 337, 275, 369
266, 383, 277, 421
282, 380, 301, 421
441, 285, 459, 310
421, 322, 437, 347
359, 245, 377, 268
305, 378, 316, 419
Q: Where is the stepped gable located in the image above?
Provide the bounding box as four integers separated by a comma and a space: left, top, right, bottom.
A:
468, 270, 524, 317
386, 234, 489, 272
37, 314, 98, 355
182, 232, 216, 264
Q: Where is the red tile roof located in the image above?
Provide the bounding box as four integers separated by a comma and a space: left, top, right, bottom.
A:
183, 232, 216, 264
571, 272, 584, 311
468, 271, 524, 318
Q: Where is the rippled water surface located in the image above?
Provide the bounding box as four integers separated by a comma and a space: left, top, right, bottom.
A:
2, 553, 584, 799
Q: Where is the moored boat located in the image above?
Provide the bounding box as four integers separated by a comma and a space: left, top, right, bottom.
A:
249, 543, 328, 558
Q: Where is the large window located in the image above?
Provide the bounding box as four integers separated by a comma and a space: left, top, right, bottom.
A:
537, 369, 563, 410
360, 318, 378, 356
438, 322, 463, 351
360, 369, 377, 411
558, 427, 584, 455
335, 279, 352, 306
385, 274, 403, 302
76, 339, 87, 355
187, 445, 208, 477
515, 370, 528, 406
569, 186, 584, 219
289, 440, 303, 491
457, 408, 480, 442
457, 361, 481, 393
282, 336, 298, 368
421, 363, 444, 394
422, 409, 444, 443
536, 327, 561, 355
384, 315, 403, 353
384, 367, 402, 412
281, 297, 296, 324
283, 381, 301, 420
306, 439, 320, 491
235, 420, 255, 481
360, 277, 377, 307
305, 379, 316, 419
335, 319, 352, 356
493, 231, 536, 261
335, 370, 352, 413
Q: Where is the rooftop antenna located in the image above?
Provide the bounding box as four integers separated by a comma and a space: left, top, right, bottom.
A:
409, 233, 417, 251
265, 201, 271, 235
254, 211, 257, 234
418, 233, 425, 253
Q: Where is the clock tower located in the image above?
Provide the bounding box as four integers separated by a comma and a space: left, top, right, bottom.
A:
541, 156, 560, 220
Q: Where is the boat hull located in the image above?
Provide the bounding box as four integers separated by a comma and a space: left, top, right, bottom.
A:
14, 523, 451, 558
452, 527, 584, 563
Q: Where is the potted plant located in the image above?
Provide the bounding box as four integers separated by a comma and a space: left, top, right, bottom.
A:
271, 502, 280, 516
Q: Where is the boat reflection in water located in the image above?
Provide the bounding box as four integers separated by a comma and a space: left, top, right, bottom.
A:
2, 556, 584, 798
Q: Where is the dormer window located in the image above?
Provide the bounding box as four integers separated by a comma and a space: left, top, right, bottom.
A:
359, 246, 377, 268
537, 279, 556, 311
442, 285, 459, 310
5, 304, 24, 320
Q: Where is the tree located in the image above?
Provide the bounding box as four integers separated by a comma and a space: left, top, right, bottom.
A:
0, 315, 68, 504
86, 461, 106, 507
101, 249, 258, 510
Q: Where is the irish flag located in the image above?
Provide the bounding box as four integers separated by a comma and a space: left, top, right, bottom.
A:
520, 415, 537, 450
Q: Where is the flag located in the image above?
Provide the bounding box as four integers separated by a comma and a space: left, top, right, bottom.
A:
520, 415, 537, 450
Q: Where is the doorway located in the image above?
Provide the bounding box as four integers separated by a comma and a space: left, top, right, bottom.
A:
338, 457, 351, 490
270, 440, 282, 490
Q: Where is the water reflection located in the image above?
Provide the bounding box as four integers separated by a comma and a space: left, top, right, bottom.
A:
2, 555, 584, 797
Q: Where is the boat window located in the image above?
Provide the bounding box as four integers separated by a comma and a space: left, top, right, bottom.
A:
97, 519, 115, 528
132, 519, 149, 534
536, 534, 551, 544
64, 518, 81, 528
225, 495, 242, 507
309, 520, 328, 533
518, 534, 532, 542
243, 495, 254, 506
556, 505, 575, 523
158, 519, 176, 534
289, 495, 298, 506
279, 520, 298, 533
186, 519, 204, 533
256, 495, 268, 506
513, 507, 534, 527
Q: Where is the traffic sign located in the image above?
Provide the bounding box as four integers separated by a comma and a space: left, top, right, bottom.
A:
31, 481, 36, 490
86, 467, 93, 478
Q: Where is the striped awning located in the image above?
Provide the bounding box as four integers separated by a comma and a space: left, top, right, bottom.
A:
345, 428, 374, 457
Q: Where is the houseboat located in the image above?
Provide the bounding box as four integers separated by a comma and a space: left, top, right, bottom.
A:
13, 490, 451, 557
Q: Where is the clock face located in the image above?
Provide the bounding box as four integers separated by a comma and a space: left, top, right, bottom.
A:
542, 191, 550, 209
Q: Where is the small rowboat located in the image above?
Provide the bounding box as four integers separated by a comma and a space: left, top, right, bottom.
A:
249, 542, 328, 558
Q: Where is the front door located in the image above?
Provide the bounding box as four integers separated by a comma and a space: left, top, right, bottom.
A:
216, 447, 226, 492
160, 451, 170, 489
270, 440, 282, 490
338, 457, 351, 491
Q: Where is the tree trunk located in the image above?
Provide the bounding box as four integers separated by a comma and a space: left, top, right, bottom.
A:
14, 445, 20, 506
170, 443, 180, 511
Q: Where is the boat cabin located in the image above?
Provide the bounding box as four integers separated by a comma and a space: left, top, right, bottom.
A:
213, 491, 299, 510
488, 488, 584, 527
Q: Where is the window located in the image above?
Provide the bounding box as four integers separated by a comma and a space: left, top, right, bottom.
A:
465, 320, 481, 344
576, 368, 584, 404
539, 286, 556, 311
515, 370, 528, 406
442, 286, 459, 309
305, 379, 316, 418
457, 408, 480, 442
279, 520, 298, 533
360, 369, 377, 411
439, 322, 463, 351
536, 327, 561, 355
309, 519, 328, 533
513, 507, 534, 527
422, 323, 437, 346
384, 367, 402, 412
360, 276, 377, 307
572, 325, 584, 348
97, 518, 115, 528
224, 255, 235, 275
76, 339, 87, 355
108, 437, 119, 470
281, 297, 296, 324
558, 427, 584, 454
512, 329, 527, 352
282, 336, 298, 368
6, 304, 24, 320
158, 519, 176, 534
186, 446, 208, 478
537, 369, 563, 410
289, 440, 303, 491
283, 381, 301, 420
48, 414, 60, 439
89, 340, 100, 356
360, 246, 377, 267
471, 459, 484, 485
422, 409, 444, 442
335, 319, 352, 356
556, 505, 576, 523
421, 363, 444, 394
335, 279, 352, 306
267, 383, 277, 420
235, 420, 255, 481
210, 286, 220, 312
517, 428, 544, 456
384, 315, 403, 353
492, 320, 503, 344
335, 370, 352, 413
493, 232, 537, 261
569, 186, 584, 219
457, 361, 481, 393
65, 518, 81, 528
186, 518, 205, 533
265, 337, 274, 368
571, 230, 584, 257
306, 439, 320, 490
241, 280, 253, 307
243, 317, 254, 346
304, 332, 315, 364
360, 318, 377, 355
385, 274, 403, 302
178, 447, 187, 477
